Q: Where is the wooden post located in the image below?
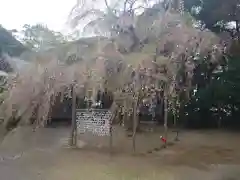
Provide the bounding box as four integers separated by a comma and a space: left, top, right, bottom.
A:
174, 130, 179, 141
70, 85, 77, 147
123, 100, 127, 129
132, 96, 138, 153
163, 87, 168, 148
109, 103, 116, 155
109, 121, 113, 154
173, 92, 180, 142
173, 96, 177, 127
132, 71, 140, 153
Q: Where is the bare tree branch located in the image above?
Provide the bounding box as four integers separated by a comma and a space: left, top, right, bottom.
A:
104, 0, 118, 18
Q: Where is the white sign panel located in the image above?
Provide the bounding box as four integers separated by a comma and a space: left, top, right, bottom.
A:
76, 109, 112, 136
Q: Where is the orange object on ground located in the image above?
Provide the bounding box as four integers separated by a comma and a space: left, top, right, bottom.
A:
160, 136, 166, 143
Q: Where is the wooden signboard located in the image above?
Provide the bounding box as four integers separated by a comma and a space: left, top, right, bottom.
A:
76, 109, 112, 136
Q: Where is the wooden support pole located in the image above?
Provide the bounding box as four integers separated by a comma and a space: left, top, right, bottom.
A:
123, 100, 127, 129
70, 85, 77, 147
174, 130, 179, 141
109, 103, 117, 155
109, 122, 113, 154
109, 111, 114, 155
132, 97, 138, 153
132, 72, 140, 153
163, 88, 168, 148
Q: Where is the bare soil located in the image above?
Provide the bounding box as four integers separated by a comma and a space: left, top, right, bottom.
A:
0, 125, 240, 180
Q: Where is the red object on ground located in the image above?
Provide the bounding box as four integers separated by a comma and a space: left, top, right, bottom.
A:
160, 136, 167, 143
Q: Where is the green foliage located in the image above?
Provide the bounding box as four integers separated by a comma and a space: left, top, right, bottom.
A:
0, 25, 27, 56
17, 24, 67, 51
184, 0, 240, 33
181, 56, 240, 128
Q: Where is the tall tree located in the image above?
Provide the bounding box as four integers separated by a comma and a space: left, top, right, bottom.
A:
16, 24, 66, 51
184, 0, 240, 36
68, 0, 222, 137
181, 53, 240, 129
0, 25, 27, 56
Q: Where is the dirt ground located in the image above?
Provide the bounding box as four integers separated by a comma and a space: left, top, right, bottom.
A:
0, 125, 240, 180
